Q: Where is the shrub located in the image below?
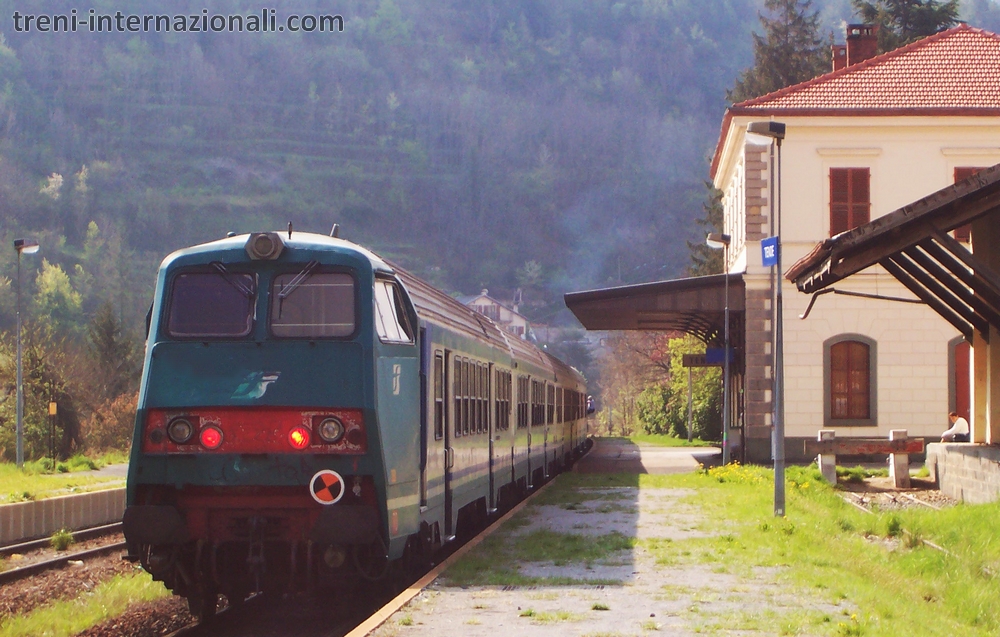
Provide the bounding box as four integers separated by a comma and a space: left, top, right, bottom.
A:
50, 528, 74, 551
83, 392, 138, 452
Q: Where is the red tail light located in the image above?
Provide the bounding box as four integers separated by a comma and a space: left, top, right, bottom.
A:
200, 425, 223, 449
143, 408, 366, 454
288, 426, 310, 449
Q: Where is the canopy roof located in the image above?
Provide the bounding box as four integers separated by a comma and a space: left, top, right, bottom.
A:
787, 163, 1000, 342
564, 273, 744, 347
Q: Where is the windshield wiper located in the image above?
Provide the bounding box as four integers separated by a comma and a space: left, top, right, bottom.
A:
211, 262, 255, 297
276, 260, 319, 317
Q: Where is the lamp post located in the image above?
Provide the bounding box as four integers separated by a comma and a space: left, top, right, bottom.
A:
14, 238, 40, 469
706, 232, 731, 465
747, 120, 786, 517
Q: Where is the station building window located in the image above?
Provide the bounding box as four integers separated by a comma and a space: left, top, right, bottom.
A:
824, 334, 877, 426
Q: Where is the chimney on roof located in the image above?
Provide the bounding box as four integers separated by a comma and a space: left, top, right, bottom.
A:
845, 23, 879, 66
832, 44, 847, 71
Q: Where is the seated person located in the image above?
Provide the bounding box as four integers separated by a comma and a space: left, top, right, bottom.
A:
941, 411, 970, 442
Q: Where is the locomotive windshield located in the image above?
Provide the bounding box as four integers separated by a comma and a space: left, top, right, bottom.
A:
166, 271, 256, 338
270, 272, 355, 337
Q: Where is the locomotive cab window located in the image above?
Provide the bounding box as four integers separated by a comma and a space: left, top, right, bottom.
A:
271, 272, 355, 338
374, 279, 414, 343
167, 271, 256, 338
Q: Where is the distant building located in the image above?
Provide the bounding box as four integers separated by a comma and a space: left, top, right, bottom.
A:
459, 289, 531, 338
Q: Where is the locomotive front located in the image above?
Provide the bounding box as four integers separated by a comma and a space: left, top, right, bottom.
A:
124, 231, 411, 616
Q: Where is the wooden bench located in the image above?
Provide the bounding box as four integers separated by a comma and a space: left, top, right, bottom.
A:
803, 430, 925, 488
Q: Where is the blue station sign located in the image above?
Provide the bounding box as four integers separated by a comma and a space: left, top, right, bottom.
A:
761, 236, 779, 267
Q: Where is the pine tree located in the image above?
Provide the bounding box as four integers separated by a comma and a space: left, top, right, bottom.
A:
852, 0, 960, 53
728, 0, 830, 104
87, 301, 139, 401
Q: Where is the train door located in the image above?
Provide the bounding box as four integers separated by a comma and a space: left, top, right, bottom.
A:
544, 383, 552, 478
419, 329, 429, 509
526, 378, 533, 488
443, 350, 454, 539
488, 363, 496, 513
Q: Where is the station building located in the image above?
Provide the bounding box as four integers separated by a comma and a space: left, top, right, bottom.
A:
568, 24, 1000, 465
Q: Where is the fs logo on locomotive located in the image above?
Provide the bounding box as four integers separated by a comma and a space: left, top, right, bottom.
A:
231, 371, 281, 400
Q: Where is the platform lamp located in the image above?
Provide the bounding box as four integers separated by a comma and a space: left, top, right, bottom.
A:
706, 232, 732, 465
14, 238, 40, 469
747, 120, 786, 517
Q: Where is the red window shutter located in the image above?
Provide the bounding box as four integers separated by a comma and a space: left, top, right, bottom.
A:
953, 167, 984, 243
830, 168, 870, 236
850, 170, 870, 227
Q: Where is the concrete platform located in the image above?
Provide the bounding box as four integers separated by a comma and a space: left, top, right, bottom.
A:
574, 438, 719, 474
357, 438, 797, 637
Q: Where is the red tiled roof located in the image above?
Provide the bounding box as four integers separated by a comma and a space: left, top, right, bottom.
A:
711, 25, 1000, 178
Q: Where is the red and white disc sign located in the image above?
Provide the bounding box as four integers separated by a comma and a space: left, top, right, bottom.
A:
309, 470, 345, 505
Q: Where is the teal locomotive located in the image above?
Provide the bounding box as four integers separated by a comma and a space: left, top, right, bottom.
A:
123, 230, 591, 618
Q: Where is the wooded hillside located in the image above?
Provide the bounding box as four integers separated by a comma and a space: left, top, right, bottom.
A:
0, 0, 770, 333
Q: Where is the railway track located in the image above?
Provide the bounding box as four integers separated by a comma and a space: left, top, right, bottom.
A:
0, 522, 126, 585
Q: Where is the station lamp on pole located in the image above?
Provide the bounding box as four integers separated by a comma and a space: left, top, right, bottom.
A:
747, 120, 786, 517
14, 238, 40, 469
706, 232, 732, 465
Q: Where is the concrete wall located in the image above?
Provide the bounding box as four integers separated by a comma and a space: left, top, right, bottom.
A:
927, 443, 1000, 504
0, 488, 125, 545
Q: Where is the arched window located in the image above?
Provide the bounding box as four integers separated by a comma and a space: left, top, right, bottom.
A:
824, 335, 877, 426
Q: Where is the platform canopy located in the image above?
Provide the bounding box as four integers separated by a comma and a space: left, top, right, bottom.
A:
787, 163, 1000, 343
563, 273, 744, 346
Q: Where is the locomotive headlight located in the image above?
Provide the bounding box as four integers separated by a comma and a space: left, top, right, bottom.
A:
167, 418, 194, 444
317, 417, 345, 444
289, 426, 311, 449
199, 425, 224, 450
245, 232, 284, 260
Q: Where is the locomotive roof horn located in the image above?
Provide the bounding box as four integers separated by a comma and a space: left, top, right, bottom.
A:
245, 232, 285, 260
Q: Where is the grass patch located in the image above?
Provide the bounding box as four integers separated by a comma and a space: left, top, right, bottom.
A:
626, 434, 715, 448
836, 465, 889, 483
591, 602, 610, 610
0, 570, 168, 637
656, 464, 1000, 635
0, 455, 125, 503
519, 609, 583, 623
513, 529, 634, 565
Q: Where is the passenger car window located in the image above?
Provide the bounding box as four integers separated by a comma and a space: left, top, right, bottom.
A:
374, 279, 414, 343
271, 272, 355, 338
167, 272, 255, 338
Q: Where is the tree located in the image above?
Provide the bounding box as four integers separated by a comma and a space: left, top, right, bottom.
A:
852, 0, 960, 53
634, 335, 722, 441
87, 301, 140, 402
728, 0, 830, 103
687, 183, 725, 276
0, 325, 85, 461
34, 260, 83, 336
